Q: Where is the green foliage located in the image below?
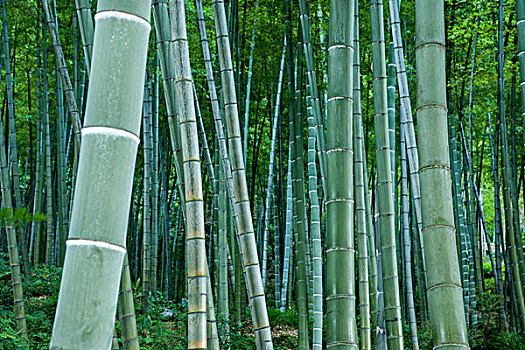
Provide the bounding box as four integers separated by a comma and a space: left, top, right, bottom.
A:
468, 291, 525, 349
0, 208, 46, 228
0, 254, 60, 349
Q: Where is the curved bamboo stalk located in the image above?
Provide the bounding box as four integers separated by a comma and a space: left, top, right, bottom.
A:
415, 0, 470, 347
50, 2, 151, 348
168, 0, 208, 347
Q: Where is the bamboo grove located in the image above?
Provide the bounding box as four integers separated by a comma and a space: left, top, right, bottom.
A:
0, 0, 524, 349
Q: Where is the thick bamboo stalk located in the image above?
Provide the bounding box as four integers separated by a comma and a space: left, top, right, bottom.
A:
326, 0, 357, 348
415, 0, 470, 348
50, 2, 151, 348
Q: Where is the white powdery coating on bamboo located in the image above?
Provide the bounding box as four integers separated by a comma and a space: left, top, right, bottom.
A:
82, 126, 141, 144
95, 11, 151, 28
67, 239, 127, 254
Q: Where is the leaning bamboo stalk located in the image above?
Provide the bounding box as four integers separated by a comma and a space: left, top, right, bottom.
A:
50, 2, 151, 348
42, 0, 82, 152
168, 0, 207, 347
388, 0, 427, 282
73, 0, 94, 72
211, 0, 273, 347
298, 0, 327, 191
0, 96, 27, 339
1, 0, 31, 278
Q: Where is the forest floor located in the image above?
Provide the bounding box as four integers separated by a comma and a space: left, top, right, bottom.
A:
1, 253, 525, 349
0, 253, 299, 349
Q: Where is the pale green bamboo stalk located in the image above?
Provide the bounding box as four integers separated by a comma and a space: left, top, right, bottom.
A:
50, 2, 151, 348
280, 154, 293, 309
370, 0, 403, 347
499, 0, 525, 331
0, 94, 27, 339
42, 14, 53, 264
32, 11, 44, 264
388, 0, 427, 283
261, 37, 286, 288
272, 181, 281, 309
352, 2, 370, 347
42, 0, 82, 152
1, 0, 31, 277
298, 0, 327, 191
306, 82, 323, 350
142, 81, 153, 312
354, 9, 378, 330
242, 0, 260, 164
211, 0, 273, 347
292, 42, 309, 350
55, 72, 68, 264
168, 0, 208, 347
449, 118, 470, 325
218, 155, 229, 331
151, 54, 160, 297
151, 0, 186, 217
326, 0, 357, 348
400, 121, 419, 350
518, 0, 525, 167
74, 0, 94, 73
118, 254, 139, 350
206, 262, 220, 350
415, 0, 470, 348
